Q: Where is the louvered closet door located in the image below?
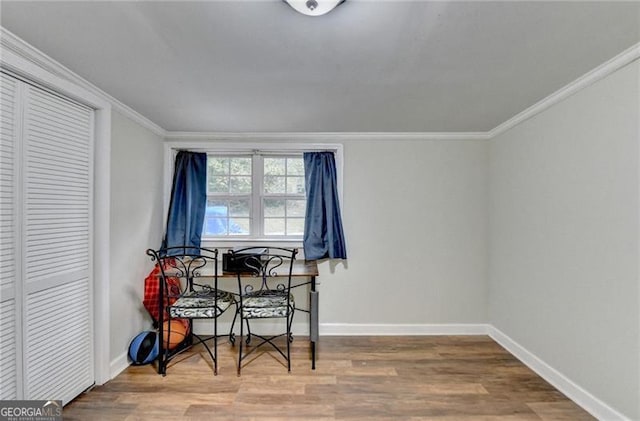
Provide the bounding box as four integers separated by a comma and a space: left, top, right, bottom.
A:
0, 73, 21, 400
22, 83, 94, 403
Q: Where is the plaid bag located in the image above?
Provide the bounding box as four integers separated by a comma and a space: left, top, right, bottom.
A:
143, 261, 189, 332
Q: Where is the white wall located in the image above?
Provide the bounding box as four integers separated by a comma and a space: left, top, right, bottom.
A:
321, 139, 488, 328
109, 111, 165, 373
489, 60, 639, 419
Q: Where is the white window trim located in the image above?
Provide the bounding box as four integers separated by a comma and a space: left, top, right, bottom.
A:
163, 141, 343, 247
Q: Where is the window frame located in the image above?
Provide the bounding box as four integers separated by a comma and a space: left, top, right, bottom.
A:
163, 141, 343, 247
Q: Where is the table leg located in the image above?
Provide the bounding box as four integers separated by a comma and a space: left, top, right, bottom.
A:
310, 276, 318, 370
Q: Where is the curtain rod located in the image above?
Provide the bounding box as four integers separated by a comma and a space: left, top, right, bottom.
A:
174, 148, 335, 156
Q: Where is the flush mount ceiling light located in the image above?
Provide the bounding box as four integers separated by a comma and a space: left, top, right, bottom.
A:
284, 0, 345, 16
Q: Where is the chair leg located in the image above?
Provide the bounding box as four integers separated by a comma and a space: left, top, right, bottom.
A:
238, 313, 243, 376
245, 318, 252, 345
286, 335, 291, 372
157, 322, 166, 376
158, 351, 165, 376
214, 317, 218, 375
287, 313, 292, 372
287, 309, 295, 341
229, 304, 239, 346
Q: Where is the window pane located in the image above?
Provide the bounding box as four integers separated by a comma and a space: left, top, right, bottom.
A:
205, 200, 231, 235
287, 176, 305, 195
264, 218, 285, 235
286, 199, 306, 217
287, 218, 305, 236
264, 199, 285, 217
230, 157, 251, 175
264, 175, 285, 194
229, 199, 250, 217
205, 201, 228, 235
287, 158, 304, 175
264, 158, 285, 175
229, 217, 250, 235
208, 157, 229, 175
204, 218, 228, 236
209, 176, 229, 194
230, 176, 251, 194
207, 200, 229, 216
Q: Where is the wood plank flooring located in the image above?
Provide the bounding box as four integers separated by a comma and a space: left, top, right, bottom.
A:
64, 336, 594, 420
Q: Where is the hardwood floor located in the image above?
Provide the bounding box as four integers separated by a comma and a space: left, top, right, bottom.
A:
64, 336, 594, 420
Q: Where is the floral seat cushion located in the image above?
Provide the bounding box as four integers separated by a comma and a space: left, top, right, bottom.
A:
169, 289, 234, 319
241, 291, 295, 319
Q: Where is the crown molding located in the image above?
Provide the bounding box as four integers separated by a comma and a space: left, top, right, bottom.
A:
489, 41, 640, 139
164, 131, 491, 141
0, 27, 166, 137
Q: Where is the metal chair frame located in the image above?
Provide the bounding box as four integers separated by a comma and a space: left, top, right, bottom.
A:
146, 246, 236, 375
230, 247, 298, 375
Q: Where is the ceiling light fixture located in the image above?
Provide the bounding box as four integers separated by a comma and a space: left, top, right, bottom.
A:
284, 0, 345, 17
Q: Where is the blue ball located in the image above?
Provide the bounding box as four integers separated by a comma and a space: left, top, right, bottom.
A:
128, 331, 158, 365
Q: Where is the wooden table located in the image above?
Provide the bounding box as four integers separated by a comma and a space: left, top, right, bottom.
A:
218, 260, 320, 369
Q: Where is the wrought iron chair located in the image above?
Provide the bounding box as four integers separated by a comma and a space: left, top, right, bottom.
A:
146, 246, 236, 375
230, 247, 298, 374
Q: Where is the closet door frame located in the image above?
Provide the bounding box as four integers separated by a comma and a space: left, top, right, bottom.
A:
1, 49, 112, 386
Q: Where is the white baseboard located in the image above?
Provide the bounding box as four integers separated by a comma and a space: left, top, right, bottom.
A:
109, 351, 130, 381
488, 326, 630, 421
320, 323, 490, 336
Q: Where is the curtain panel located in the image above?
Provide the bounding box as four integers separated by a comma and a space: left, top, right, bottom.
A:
303, 151, 347, 260
162, 151, 207, 253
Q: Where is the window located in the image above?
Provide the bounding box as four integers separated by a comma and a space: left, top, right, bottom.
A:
202, 154, 306, 240
164, 141, 342, 244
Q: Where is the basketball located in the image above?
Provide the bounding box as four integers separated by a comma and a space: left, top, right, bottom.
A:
128, 331, 158, 365
162, 320, 188, 350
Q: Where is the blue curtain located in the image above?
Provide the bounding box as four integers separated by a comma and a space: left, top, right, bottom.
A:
162, 151, 207, 253
303, 152, 347, 260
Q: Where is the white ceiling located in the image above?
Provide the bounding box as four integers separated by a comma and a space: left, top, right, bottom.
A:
1, 1, 639, 133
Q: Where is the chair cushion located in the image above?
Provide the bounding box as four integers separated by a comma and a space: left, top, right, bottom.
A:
242, 292, 294, 319
169, 289, 234, 318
